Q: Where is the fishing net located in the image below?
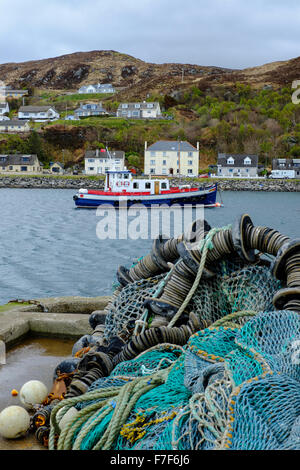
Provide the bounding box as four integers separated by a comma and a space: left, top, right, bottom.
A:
50, 310, 300, 451
103, 275, 165, 342
48, 221, 300, 451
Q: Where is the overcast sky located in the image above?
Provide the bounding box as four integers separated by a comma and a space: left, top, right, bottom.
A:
1, 0, 300, 69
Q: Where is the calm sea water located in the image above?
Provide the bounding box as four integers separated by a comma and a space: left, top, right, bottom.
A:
0, 188, 299, 305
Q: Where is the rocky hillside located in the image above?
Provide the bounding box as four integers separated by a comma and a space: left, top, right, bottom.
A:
1, 50, 299, 101
0, 50, 231, 93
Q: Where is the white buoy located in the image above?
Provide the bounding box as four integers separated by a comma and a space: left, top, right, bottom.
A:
19, 380, 48, 409
0, 406, 30, 439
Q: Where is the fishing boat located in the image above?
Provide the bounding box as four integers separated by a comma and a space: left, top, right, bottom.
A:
73, 169, 220, 208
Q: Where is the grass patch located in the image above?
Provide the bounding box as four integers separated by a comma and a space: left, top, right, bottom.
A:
0, 302, 30, 312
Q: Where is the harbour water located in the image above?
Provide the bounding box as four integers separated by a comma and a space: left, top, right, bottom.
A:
0, 188, 299, 305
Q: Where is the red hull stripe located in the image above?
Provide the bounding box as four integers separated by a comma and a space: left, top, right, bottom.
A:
87, 187, 206, 197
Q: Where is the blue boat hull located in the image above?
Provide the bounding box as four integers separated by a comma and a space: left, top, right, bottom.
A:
73, 185, 218, 208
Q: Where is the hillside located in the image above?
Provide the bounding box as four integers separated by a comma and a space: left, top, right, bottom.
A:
1, 50, 300, 100
1, 51, 300, 171
0, 50, 231, 94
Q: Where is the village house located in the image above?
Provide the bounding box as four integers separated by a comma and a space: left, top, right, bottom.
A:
84, 149, 125, 175
0, 119, 30, 133
272, 158, 300, 178
78, 83, 115, 94
144, 140, 199, 176
117, 102, 162, 119
217, 153, 258, 177
50, 162, 65, 174
0, 102, 9, 119
74, 102, 109, 118
0, 86, 28, 99
0, 154, 42, 173
18, 106, 60, 122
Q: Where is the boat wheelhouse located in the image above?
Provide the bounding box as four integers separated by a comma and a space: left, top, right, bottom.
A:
73, 169, 218, 208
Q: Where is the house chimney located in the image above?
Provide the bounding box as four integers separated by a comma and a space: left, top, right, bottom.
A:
197, 141, 199, 151
145, 141, 148, 151
96, 149, 99, 157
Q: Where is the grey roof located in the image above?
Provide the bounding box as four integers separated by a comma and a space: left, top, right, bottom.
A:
0, 119, 29, 127
218, 153, 258, 168
147, 140, 197, 152
0, 154, 39, 166
85, 150, 125, 159
19, 106, 57, 113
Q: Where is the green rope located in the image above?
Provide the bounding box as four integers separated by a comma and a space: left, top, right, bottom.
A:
168, 225, 232, 328
211, 310, 257, 328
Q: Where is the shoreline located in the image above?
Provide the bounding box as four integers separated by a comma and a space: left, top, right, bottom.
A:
0, 175, 299, 191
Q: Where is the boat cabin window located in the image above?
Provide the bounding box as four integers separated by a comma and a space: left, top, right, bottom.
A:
124, 174, 129, 179
133, 182, 139, 189
145, 182, 151, 189
161, 182, 167, 189
117, 173, 123, 178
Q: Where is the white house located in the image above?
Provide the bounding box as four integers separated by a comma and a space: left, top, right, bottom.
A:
85, 149, 125, 175
0, 120, 30, 133
18, 106, 60, 122
217, 154, 259, 177
144, 140, 199, 176
117, 102, 162, 119
0, 102, 9, 119
78, 83, 115, 94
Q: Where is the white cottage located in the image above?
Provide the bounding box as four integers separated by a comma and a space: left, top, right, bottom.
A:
85, 149, 125, 175
18, 106, 60, 122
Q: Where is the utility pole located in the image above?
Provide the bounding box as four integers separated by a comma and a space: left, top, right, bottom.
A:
178, 140, 181, 177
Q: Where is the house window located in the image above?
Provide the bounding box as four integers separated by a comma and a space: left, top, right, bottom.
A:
88, 159, 95, 162
188, 169, 193, 174
163, 151, 167, 157
122, 104, 128, 109
9, 166, 13, 170
150, 168, 155, 174
21, 166, 28, 171
227, 157, 234, 165
162, 169, 167, 175
162, 160, 167, 165
135, 104, 140, 108
244, 157, 251, 165
188, 152, 193, 157
188, 160, 193, 165
88, 167, 95, 171
147, 103, 153, 108
151, 151, 156, 157
229, 169, 233, 173
132, 111, 139, 116
150, 160, 155, 165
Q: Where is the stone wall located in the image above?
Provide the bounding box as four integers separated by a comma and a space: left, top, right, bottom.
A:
0, 176, 299, 191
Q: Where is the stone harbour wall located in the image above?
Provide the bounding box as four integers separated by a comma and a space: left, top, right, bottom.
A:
0, 176, 299, 191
